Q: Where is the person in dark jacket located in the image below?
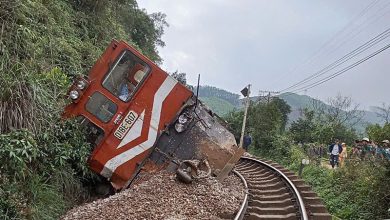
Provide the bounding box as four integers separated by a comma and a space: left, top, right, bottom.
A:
328, 139, 343, 168
243, 133, 252, 151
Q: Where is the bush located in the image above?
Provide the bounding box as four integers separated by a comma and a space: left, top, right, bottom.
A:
301, 159, 390, 219
250, 137, 390, 219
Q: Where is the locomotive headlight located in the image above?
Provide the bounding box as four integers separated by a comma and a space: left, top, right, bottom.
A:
175, 123, 185, 133
69, 90, 79, 100
178, 114, 188, 124
76, 80, 87, 90
175, 113, 192, 133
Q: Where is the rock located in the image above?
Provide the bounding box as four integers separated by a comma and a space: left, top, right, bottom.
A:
62, 171, 244, 220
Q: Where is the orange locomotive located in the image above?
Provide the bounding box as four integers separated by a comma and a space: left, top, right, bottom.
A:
63, 40, 237, 190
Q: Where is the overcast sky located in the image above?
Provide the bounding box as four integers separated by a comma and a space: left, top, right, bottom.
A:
138, 0, 390, 110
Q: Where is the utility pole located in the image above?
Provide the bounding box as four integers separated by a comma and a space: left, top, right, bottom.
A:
258, 90, 279, 103
239, 84, 251, 148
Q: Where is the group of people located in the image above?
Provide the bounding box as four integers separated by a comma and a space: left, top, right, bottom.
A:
351, 138, 390, 160
328, 138, 390, 169
328, 140, 347, 168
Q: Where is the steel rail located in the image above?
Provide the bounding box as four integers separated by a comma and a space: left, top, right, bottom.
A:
240, 156, 309, 220
232, 170, 249, 220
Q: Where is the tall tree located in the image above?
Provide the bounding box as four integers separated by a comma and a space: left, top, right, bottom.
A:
271, 97, 291, 131
225, 98, 291, 150
325, 94, 364, 127
290, 109, 316, 144
372, 103, 390, 124
290, 94, 360, 144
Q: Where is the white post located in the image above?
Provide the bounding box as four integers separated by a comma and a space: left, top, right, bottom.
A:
239, 84, 251, 148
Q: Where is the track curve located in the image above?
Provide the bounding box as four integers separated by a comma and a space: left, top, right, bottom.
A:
234, 156, 332, 220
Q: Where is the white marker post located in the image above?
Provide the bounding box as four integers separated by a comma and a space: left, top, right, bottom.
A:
239, 84, 251, 148
217, 84, 251, 181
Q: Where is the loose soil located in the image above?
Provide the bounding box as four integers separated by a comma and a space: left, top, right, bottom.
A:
62, 171, 244, 220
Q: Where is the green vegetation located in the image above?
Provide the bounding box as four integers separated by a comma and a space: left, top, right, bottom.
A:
301, 160, 390, 219
0, 0, 166, 218
200, 97, 236, 116
196, 85, 240, 107
193, 88, 381, 128
225, 95, 390, 219
279, 93, 382, 132
225, 97, 291, 152
1, 0, 388, 219
366, 123, 390, 142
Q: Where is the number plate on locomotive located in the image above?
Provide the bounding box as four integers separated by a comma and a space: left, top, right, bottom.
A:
114, 110, 138, 140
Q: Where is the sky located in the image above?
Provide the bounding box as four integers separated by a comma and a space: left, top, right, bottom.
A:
138, 0, 390, 110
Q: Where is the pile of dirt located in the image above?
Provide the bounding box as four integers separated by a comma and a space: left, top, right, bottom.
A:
62, 172, 244, 220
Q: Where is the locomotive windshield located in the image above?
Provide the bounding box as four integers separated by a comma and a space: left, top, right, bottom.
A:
86, 92, 117, 123
102, 51, 150, 102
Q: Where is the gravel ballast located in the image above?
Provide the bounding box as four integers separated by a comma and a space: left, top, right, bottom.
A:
62, 171, 244, 220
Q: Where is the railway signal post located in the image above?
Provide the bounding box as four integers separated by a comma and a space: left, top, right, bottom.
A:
239, 84, 251, 148
217, 84, 251, 181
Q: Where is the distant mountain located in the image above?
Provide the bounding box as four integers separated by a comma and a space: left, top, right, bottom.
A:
195, 86, 383, 130
194, 86, 239, 115
277, 92, 383, 132
199, 97, 236, 115
278, 92, 325, 123
278, 93, 323, 110
195, 86, 240, 106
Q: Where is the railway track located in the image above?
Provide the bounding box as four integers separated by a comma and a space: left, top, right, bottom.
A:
233, 156, 332, 220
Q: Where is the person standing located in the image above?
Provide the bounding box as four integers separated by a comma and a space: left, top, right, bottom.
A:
243, 133, 252, 151
381, 140, 390, 160
329, 139, 343, 169
352, 140, 361, 158
360, 138, 371, 160
339, 143, 348, 167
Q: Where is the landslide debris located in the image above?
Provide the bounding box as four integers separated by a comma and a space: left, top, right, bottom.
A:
62, 171, 244, 220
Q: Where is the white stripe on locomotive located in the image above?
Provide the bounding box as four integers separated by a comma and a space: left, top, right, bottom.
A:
100, 76, 177, 178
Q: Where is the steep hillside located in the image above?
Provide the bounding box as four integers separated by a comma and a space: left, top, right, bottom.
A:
278, 93, 323, 110
195, 86, 240, 107
199, 97, 236, 115
0, 1, 167, 219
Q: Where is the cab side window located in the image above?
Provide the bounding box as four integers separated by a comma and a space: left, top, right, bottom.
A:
102, 51, 150, 102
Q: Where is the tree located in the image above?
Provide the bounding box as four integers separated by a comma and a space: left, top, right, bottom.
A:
271, 97, 291, 131
324, 94, 364, 127
366, 123, 390, 142
372, 103, 390, 124
225, 98, 291, 152
129, 10, 169, 64
289, 94, 361, 145
170, 71, 187, 85
290, 109, 316, 144
0, 1, 170, 218
250, 101, 283, 149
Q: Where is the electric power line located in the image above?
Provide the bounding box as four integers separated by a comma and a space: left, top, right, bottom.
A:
279, 27, 390, 92
272, 0, 382, 86
287, 43, 390, 94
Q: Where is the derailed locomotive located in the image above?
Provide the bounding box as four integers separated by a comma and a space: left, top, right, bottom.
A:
62, 40, 238, 189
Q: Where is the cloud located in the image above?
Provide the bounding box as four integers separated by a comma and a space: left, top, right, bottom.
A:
138, 0, 390, 109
